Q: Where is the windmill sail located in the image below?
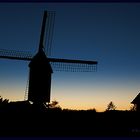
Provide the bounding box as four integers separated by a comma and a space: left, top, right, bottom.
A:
0, 49, 32, 61
45, 11, 55, 56
39, 10, 55, 56
0, 48, 97, 72
50, 58, 97, 72
0, 49, 97, 72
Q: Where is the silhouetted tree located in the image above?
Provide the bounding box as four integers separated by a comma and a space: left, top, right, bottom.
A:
0, 96, 9, 105
0, 96, 9, 111
48, 100, 61, 109
106, 101, 116, 111
50, 100, 58, 107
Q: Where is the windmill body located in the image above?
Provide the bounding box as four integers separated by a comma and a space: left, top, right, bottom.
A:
28, 48, 53, 105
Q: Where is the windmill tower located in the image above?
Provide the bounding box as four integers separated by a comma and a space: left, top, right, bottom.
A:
28, 11, 53, 107
0, 11, 98, 108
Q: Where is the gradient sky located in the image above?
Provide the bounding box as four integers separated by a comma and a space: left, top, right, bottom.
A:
0, 3, 140, 111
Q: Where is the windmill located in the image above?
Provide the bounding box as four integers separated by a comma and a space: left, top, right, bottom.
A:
0, 11, 98, 108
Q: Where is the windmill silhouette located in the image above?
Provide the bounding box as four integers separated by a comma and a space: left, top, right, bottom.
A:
0, 11, 98, 108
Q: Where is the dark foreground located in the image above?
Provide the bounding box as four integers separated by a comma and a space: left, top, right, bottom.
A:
0, 103, 140, 137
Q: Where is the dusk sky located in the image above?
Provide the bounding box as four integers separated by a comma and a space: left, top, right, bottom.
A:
0, 3, 140, 111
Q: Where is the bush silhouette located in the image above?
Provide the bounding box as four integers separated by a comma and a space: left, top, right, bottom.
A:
0, 96, 9, 104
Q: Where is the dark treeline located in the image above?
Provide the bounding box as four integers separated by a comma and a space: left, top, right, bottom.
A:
0, 99, 140, 137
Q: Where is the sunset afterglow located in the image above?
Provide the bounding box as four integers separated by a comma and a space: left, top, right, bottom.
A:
0, 3, 140, 112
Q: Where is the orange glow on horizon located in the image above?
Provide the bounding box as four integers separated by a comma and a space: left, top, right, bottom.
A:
0, 79, 136, 112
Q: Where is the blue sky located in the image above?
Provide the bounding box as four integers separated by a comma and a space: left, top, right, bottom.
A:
0, 3, 140, 111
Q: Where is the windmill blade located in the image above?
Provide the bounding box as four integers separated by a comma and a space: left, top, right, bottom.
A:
0, 49, 33, 61
39, 10, 55, 56
0, 49, 98, 72
38, 11, 47, 51
49, 58, 98, 72
44, 11, 55, 56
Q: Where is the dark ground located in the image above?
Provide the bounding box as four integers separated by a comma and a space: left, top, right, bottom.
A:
0, 102, 140, 137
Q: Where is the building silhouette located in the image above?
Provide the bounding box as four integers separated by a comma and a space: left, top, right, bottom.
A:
131, 92, 140, 111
